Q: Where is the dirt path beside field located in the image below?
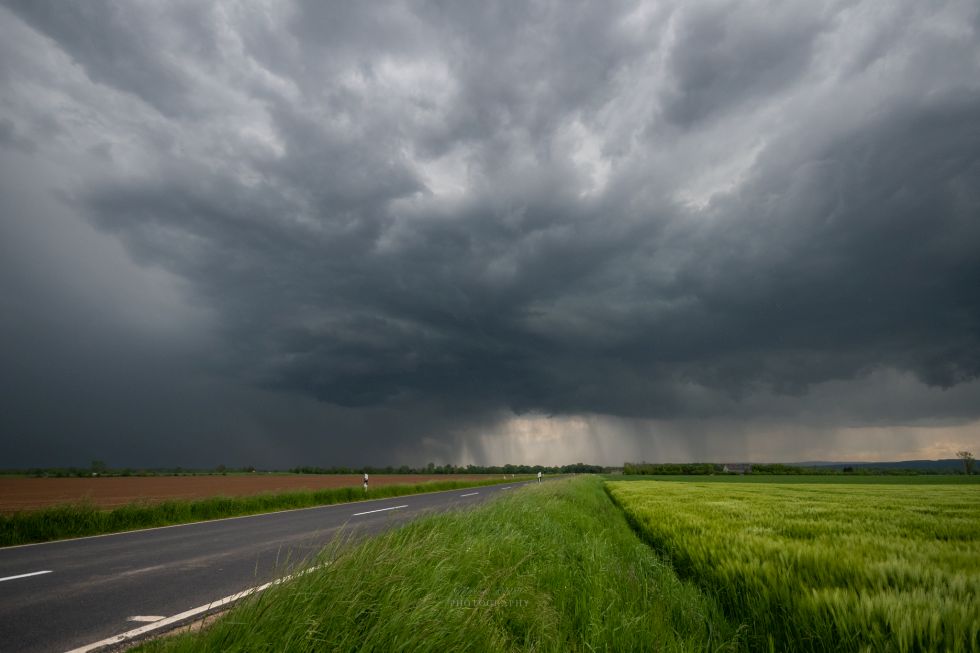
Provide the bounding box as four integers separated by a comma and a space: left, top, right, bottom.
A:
0, 474, 497, 513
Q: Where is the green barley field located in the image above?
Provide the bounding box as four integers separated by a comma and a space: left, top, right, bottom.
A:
606, 479, 980, 652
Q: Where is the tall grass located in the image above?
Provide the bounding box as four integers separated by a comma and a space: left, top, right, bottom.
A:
0, 477, 528, 547
607, 480, 980, 652
138, 477, 741, 653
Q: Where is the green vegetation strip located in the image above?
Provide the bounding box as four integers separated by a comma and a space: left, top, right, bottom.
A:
138, 477, 739, 653
0, 477, 530, 547
606, 479, 980, 652
615, 474, 980, 485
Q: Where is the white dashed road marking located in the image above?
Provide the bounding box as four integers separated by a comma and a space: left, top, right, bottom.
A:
352, 505, 408, 517
0, 570, 52, 583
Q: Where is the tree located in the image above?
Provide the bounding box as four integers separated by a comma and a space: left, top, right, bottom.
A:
956, 451, 975, 475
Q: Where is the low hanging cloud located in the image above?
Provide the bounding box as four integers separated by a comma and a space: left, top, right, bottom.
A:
1, 0, 978, 467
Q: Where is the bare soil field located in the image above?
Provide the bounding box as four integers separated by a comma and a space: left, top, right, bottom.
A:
0, 474, 499, 513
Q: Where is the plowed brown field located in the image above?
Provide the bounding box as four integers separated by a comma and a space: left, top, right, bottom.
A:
0, 475, 499, 513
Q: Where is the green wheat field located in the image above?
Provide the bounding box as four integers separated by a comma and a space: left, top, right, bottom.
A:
607, 479, 980, 652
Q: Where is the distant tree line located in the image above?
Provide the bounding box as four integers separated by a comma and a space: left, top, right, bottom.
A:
623, 461, 973, 476
621, 462, 858, 475
289, 462, 608, 475
623, 463, 727, 475
4, 462, 259, 478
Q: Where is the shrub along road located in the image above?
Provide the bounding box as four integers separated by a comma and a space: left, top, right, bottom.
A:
0, 480, 535, 653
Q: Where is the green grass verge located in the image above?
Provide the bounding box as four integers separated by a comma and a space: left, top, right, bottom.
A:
606, 479, 980, 652
0, 477, 530, 547
610, 474, 980, 484
137, 477, 741, 653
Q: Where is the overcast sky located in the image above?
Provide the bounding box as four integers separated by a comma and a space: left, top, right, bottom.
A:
1, 0, 978, 468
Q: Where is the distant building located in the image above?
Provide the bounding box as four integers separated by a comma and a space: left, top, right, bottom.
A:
722, 464, 751, 474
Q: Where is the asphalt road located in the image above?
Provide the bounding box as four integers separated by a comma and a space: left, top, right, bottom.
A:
0, 479, 535, 652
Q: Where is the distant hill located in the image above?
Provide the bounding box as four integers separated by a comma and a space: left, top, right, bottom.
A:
790, 459, 965, 472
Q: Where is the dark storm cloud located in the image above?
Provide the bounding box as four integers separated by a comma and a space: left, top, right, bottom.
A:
0, 117, 35, 153
685, 90, 980, 391
1, 0, 979, 465
661, 2, 828, 126
3, 1, 212, 117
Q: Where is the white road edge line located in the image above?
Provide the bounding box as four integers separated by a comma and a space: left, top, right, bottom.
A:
501, 486, 513, 490
0, 569, 52, 583
459, 492, 479, 497
126, 616, 165, 623
352, 504, 408, 516
64, 564, 328, 653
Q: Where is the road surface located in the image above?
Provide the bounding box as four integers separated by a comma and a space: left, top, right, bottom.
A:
0, 480, 534, 652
